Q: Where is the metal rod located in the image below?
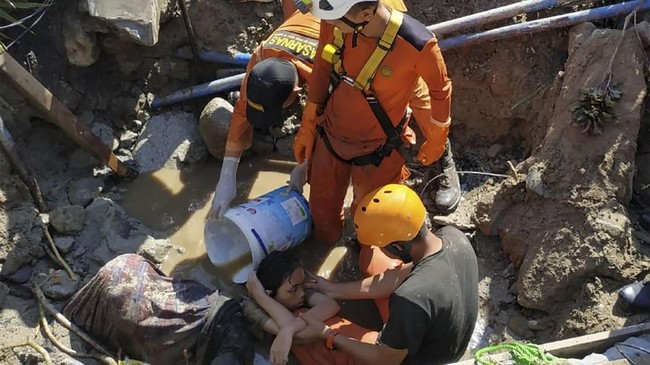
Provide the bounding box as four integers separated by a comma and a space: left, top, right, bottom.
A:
176, 0, 201, 70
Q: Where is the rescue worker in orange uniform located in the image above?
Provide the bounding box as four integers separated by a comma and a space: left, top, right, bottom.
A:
210, 0, 423, 219
289, 0, 461, 246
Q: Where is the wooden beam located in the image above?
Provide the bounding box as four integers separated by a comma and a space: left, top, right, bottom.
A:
0, 49, 138, 179
451, 322, 650, 365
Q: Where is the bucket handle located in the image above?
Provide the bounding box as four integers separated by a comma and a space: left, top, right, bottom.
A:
251, 229, 269, 257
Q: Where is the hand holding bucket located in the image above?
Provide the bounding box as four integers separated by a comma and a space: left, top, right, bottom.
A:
287, 159, 309, 194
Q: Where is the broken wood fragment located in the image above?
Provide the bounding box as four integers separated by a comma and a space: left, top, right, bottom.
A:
0, 50, 138, 179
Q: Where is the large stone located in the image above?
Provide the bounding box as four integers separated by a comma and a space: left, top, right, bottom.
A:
76, 198, 170, 271
474, 28, 648, 312
83, 0, 167, 46
137, 236, 172, 264
62, 11, 100, 67
41, 270, 80, 301
67, 177, 103, 206
50, 205, 85, 234
133, 111, 207, 172
199, 97, 234, 160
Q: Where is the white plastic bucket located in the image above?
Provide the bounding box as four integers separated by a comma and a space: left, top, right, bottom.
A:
204, 186, 312, 283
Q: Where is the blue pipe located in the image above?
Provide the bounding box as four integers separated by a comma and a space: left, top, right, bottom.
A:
175, 48, 252, 66
440, 0, 649, 50
151, 73, 245, 109
428, 0, 573, 36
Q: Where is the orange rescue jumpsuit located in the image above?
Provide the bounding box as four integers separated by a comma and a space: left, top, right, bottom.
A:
226, 11, 320, 152
305, 11, 452, 246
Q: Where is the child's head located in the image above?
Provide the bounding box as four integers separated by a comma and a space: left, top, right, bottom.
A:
256, 250, 305, 310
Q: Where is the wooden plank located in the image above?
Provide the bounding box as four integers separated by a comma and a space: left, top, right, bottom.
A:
451, 322, 650, 365
0, 49, 137, 178
544, 322, 650, 358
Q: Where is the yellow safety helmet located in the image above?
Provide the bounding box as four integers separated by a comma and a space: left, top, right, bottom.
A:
354, 184, 427, 247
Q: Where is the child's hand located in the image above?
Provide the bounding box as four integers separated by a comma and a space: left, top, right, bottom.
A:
270, 328, 293, 365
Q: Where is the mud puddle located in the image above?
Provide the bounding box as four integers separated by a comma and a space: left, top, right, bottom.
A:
119, 155, 353, 294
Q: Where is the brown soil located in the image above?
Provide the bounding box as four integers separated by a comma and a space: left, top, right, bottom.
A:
1, 0, 650, 364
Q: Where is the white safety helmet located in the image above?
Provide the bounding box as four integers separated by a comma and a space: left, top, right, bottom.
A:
311, 0, 378, 20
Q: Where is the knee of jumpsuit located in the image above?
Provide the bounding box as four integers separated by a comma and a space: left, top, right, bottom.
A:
349, 149, 411, 222
308, 137, 352, 245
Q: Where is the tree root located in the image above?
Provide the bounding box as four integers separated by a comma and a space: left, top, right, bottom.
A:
43, 224, 78, 281
0, 334, 53, 365
31, 283, 115, 359
37, 305, 117, 365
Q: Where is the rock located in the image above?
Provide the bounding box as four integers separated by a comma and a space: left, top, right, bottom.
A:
50, 205, 85, 234
635, 21, 650, 48
0, 264, 32, 284
507, 312, 533, 339
568, 22, 596, 57
90, 122, 119, 151
76, 198, 169, 270
137, 236, 172, 264
129, 119, 144, 132
41, 270, 80, 301
54, 235, 75, 254
67, 177, 103, 206
487, 143, 503, 159
119, 130, 139, 149
199, 97, 234, 160
62, 11, 100, 67
133, 111, 207, 172
53, 79, 82, 112
525, 165, 545, 197
82, 0, 166, 46
0, 282, 8, 308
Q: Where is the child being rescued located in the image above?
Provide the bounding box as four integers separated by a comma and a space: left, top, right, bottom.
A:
245, 250, 380, 365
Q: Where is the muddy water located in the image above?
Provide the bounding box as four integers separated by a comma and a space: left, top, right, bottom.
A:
120, 154, 352, 294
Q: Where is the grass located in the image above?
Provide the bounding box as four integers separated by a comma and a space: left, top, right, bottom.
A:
0, 0, 50, 50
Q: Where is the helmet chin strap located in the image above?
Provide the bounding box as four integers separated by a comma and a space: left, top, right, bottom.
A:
384, 242, 413, 264
339, 16, 368, 47
338, 2, 378, 47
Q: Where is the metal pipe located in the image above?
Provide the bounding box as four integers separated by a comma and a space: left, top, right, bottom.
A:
151, 73, 245, 109
175, 47, 252, 66
427, 0, 576, 36
439, 0, 648, 50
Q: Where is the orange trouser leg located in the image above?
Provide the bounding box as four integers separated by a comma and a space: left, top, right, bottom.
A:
292, 315, 378, 365
308, 137, 352, 245
351, 149, 409, 322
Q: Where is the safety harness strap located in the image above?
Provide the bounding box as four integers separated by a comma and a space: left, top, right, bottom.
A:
331, 9, 402, 91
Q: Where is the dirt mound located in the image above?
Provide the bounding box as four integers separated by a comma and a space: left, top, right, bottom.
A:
475, 25, 649, 312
